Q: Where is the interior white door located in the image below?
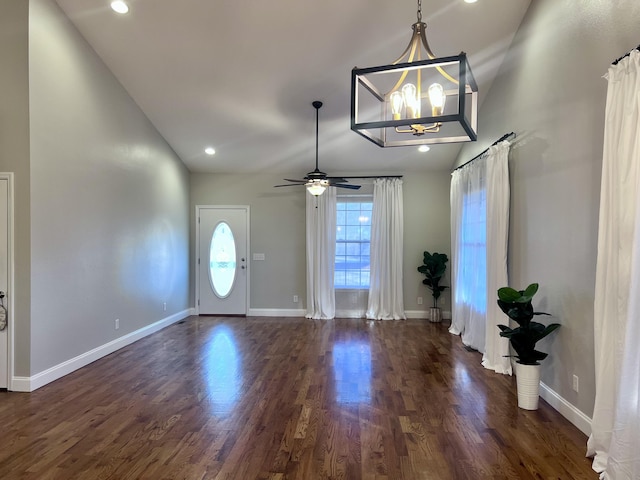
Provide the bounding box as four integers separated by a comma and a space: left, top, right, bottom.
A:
0, 178, 9, 389
198, 207, 249, 315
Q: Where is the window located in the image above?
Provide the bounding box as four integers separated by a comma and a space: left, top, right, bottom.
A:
457, 189, 487, 313
209, 221, 237, 298
335, 197, 372, 289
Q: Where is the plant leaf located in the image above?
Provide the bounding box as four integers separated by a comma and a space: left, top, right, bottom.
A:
497, 287, 520, 302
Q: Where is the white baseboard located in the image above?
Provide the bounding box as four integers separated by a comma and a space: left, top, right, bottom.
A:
540, 381, 592, 436
248, 308, 307, 317
335, 309, 366, 318
13, 309, 192, 392
405, 309, 452, 320
246, 308, 453, 320
10, 377, 31, 392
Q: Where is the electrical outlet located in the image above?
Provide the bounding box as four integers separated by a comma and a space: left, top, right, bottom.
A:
163, 302, 167, 311
293, 295, 299, 303
572, 374, 579, 392
115, 318, 120, 330
417, 296, 423, 305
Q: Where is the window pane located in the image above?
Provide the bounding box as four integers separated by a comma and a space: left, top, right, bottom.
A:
346, 242, 360, 255
209, 222, 237, 298
359, 213, 371, 226
345, 271, 361, 287
346, 225, 362, 240
346, 211, 361, 225
335, 199, 373, 290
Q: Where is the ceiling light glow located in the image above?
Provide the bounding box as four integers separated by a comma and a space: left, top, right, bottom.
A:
205, 147, 216, 155
464, 0, 478, 3
418, 145, 430, 152
110, 1, 129, 14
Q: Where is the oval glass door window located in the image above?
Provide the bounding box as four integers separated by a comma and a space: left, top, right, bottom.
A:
209, 222, 237, 298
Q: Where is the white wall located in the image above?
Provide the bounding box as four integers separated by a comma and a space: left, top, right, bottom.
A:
454, 0, 640, 418
190, 170, 451, 315
27, 0, 190, 374
0, 0, 31, 376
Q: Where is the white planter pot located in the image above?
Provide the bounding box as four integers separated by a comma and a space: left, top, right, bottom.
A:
515, 363, 541, 410
429, 307, 442, 323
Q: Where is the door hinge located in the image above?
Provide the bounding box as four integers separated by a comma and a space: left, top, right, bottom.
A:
197, 299, 200, 306
198, 217, 200, 224
198, 258, 200, 265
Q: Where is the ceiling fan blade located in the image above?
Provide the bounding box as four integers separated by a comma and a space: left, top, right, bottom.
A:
326, 177, 348, 183
283, 178, 306, 183
332, 184, 361, 190
274, 184, 304, 188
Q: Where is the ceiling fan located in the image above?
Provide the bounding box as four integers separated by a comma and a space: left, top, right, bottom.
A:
275, 101, 361, 196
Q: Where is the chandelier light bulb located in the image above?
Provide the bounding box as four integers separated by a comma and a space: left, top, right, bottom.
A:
428, 83, 446, 116
402, 83, 420, 119
390, 91, 404, 120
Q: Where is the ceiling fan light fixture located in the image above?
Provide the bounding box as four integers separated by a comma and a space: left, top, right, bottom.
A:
306, 179, 328, 196
351, 0, 478, 147
274, 101, 361, 195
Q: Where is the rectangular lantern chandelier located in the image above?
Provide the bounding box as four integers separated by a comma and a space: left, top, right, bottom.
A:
351, 0, 478, 148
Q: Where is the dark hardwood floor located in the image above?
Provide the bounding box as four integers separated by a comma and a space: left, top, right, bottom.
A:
0, 317, 596, 479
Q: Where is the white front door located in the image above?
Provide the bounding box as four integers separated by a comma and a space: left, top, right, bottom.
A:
0, 177, 10, 389
197, 206, 249, 315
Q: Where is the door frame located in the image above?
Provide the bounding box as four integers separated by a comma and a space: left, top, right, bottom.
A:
195, 205, 250, 315
0, 173, 14, 390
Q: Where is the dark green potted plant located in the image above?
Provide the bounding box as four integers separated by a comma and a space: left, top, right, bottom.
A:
417, 251, 448, 322
497, 283, 560, 409
497, 283, 560, 365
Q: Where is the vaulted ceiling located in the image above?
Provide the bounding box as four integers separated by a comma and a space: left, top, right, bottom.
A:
54, 0, 531, 175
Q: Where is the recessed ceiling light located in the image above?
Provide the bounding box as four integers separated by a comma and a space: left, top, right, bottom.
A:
110, 1, 129, 14
205, 147, 216, 155
418, 145, 430, 153
464, 0, 478, 3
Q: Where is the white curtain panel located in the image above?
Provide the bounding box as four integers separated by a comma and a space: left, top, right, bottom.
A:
449, 141, 511, 375
366, 178, 406, 320
305, 188, 336, 319
449, 158, 487, 350
482, 141, 511, 375
587, 50, 640, 478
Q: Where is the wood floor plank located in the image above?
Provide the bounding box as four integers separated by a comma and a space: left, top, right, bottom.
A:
0, 317, 596, 479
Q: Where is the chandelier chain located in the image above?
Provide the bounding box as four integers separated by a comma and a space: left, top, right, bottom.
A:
417, 0, 422, 22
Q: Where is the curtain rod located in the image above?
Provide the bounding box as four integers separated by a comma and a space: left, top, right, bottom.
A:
338, 175, 403, 179
612, 44, 640, 65
451, 132, 515, 173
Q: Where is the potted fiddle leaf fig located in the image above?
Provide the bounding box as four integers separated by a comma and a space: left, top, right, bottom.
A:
497, 283, 561, 409
417, 251, 448, 322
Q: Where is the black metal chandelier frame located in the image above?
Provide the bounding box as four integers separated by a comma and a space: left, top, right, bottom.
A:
351, 0, 478, 148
